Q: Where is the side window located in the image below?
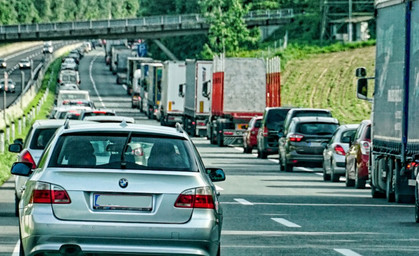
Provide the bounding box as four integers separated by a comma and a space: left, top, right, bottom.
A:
255, 119, 262, 128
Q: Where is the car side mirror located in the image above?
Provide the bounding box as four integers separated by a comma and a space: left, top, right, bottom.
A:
11, 162, 33, 176
14, 138, 23, 145
9, 143, 23, 153
206, 168, 226, 182
355, 67, 367, 78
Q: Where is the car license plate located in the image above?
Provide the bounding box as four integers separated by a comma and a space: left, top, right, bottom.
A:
309, 142, 322, 147
93, 193, 152, 211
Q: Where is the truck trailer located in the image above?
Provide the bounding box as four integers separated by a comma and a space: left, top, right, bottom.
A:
115, 50, 134, 85
183, 60, 213, 137
207, 55, 281, 146
139, 62, 163, 119
160, 61, 186, 126
356, 0, 418, 204
126, 57, 153, 96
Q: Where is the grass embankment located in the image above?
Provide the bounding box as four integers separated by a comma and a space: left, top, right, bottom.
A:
0, 60, 59, 184
236, 41, 375, 124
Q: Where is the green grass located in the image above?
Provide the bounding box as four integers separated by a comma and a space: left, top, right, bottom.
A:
0, 59, 60, 184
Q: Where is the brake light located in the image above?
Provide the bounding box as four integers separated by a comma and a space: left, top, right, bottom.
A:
334, 145, 346, 156
93, 111, 107, 114
407, 161, 419, 170
21, 150, 37, 169
175, 187, 215, 209
224, 131, 234, 136
289, 134, 304, 142
31, 182, 71, 204
360, 141, 370, 155
263, 127, 268, 137
197, 122, 206, 126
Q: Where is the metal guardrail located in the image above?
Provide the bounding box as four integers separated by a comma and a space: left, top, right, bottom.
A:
0, 9, 294, 34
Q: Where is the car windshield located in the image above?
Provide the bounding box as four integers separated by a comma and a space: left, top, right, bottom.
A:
266, 110, 289, 130
296, 122, 338, 135
30, 128, 58, 150
49, 133, 196, 171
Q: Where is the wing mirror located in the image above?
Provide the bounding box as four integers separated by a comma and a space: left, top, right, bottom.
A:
11, 162, 33, 176
206, 168, 226, 182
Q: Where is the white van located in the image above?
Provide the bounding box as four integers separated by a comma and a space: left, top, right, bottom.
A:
56, 90, 90, 107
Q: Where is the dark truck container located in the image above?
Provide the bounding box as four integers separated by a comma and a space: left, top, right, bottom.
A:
207, 55, 281, 146
356, 0, 418, 203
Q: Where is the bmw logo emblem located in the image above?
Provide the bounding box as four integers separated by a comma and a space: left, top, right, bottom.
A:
119, 178, 128, 188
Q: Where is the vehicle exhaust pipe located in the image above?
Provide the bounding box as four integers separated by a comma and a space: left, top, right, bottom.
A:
59, 244, 82, 256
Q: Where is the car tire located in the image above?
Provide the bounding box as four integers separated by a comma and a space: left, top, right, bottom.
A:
323, 162, 331, 181
259, 150, 267, 159
243, 141, 251, 154
345, 168, 355, 187
386, 168, 395, 202
355, 165, 366, 189
217, 134, 224, 147
285, 160, 293, 172
278, 155, 285, 171
330, 165, 340, 182
415, 183, 419, 223
15, 194, 19, 217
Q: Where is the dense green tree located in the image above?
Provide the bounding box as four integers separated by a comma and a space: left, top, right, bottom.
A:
0, 0, 18, 24
14, 0, 39, 23
200, 0, 260, 57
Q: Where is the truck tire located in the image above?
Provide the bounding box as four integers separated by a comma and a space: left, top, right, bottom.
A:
371, 184, 385, 198
285, 162, 293, 172
394, 166, 415, 204
386, 168, 395, 202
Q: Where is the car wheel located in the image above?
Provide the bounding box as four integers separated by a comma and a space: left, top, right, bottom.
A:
15, 194, 19, 217
285, 160, 293, 172
345, 167, 355, 187
415, 183, 419, 223
323, 161, 330, 181
217, 244, 221, 256
278, 155, 285, 171
243, 141, 251, 154
330, 164, 340, 182
260, 150, 267, 159
217, 134, 224, 147
355, 165, 366, 189
386, 168, 395, 202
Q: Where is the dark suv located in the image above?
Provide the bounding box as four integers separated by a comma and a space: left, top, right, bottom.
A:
279, 116, 339, 172
256, 107, 291, 159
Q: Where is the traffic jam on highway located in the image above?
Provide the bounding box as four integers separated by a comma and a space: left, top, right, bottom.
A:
2, 1, 419, 256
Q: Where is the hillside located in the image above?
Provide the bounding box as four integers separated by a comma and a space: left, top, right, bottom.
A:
281, 46, 375, 124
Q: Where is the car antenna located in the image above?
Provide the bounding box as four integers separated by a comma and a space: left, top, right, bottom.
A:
64, 119, 70, 129
175, 122, 184, 133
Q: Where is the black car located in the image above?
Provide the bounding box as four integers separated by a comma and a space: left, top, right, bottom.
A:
256, 107, 291, 158
279, 116, 339, 172
281, 108, 333, 135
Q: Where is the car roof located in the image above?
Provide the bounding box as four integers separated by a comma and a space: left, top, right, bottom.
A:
83, 116, 135, 123
339, 124, 360, 130
289, 108, 331, 113
292, 116, 339, 124
32, 119, 93, 129
57, 123, 188, 139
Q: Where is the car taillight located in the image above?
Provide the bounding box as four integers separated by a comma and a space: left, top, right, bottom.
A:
263, 127, 268, 137
21, 150, 37, 169
407, 161, 419, 170
289, 134, 304, 142
360, 141, 370, 155
224, 131, 234, 135
334, 145, 346, 156
175, 187, 215, 209
197, 121, 206, 126
31, 182, 71, 204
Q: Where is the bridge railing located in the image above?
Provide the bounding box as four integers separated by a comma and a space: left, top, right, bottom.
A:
0, 9, 293, 34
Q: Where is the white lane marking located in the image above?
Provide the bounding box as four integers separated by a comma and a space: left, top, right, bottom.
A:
215, 185, 224, 191
221, 201, 413, 208
334, 249, 363, 256
268, 159, 279, 164
12, 241, 19, 256
234, 198, 253, 205
222, 230, 379, 236
271, 218, 301, 228
89, 54, 105, 108
233, 147, 243, 151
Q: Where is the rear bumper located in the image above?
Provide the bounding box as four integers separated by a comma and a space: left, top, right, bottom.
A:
22, 208, 221, 256
286, 151, 323, 167
260, 137, 279, 155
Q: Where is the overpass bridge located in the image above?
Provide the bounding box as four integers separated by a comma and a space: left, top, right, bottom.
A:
0, 9, 294, 43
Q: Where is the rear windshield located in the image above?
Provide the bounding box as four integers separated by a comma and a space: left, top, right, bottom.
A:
254, 119, 262, 128
30, 128, 58, 150
49, 133, 197, 171
83, 112, 116, 117
266, 109, 289, 130
296, 122, 338, 135
340, 129, 357, 142
294, 111, 332, 118
61, 75, 77, 83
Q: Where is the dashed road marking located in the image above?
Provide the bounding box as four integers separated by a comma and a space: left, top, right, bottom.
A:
215, 185, 224, 191
234, 198, 253, 205
271, 218, 301, 228
12, 241, 19, 256
89, 54, 105, 108
334, 249, 363, 256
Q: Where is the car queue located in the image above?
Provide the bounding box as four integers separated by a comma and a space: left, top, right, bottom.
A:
242, 106, 371, 190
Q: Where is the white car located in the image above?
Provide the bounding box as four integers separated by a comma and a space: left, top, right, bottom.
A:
18, 59, 31, 69
0, 78, 16, 93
